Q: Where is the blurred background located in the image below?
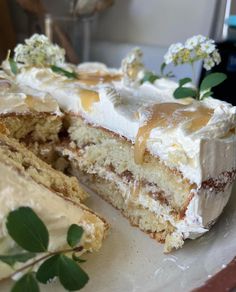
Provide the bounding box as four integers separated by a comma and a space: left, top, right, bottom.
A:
0, 0, 236, 104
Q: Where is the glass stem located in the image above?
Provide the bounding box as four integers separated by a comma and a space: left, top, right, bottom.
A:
191, 63, 196, 86
191, 63, 199, 100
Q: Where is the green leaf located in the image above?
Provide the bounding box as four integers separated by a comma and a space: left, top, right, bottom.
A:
166, 72, 175, 78
11, 273, 39, 292
72, 252, 86, 263
200, 72, 227, 91
141, 71, 159, 84
67, 224, 84, 248
174, 87, 198, 99
9, 58, 18, 75
0, 252, 35, 267
36, 254, 60, 284
58, 255, 89, 291
160, 62, 166, 75
6, 207, 49, 252
179, 77, 192, 87
51, 65, 77, 79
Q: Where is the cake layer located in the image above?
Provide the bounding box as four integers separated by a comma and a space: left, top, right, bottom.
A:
68, 115, 194, 212
0, 113, 62, 143
69, 167, 182, 253
0, 133, 88, 202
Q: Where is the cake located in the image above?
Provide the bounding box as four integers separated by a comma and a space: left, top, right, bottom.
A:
0, 128, 109, 279
1, 34, 236, 252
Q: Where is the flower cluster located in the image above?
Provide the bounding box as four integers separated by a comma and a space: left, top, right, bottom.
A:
164, 35, 221, 70
14, 34, 65, 66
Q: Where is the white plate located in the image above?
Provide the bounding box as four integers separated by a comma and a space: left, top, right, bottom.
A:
2, 184, 236, 292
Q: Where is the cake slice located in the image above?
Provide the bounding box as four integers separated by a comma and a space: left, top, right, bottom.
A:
4, 35, 236, 252
0, 71, 62, 144
0, 132, 88, 202
0, 130, 109, 279
16, 63, 236, 252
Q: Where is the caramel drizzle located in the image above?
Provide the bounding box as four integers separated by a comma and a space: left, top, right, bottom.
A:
134, 102, 213, 164
79, 89, 100, 112
77, 72, 121, 86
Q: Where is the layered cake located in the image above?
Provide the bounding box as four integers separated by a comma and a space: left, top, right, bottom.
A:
0, 128, 109, 279
2, 35, 236, 252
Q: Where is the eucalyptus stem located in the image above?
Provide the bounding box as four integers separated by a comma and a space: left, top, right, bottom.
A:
0, 246, 83, 283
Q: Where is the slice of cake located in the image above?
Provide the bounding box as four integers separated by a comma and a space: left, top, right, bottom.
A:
0, 71, 62, 144
0, 130, 109, 279
3, 34, 236, 252
0, 132, 88, 202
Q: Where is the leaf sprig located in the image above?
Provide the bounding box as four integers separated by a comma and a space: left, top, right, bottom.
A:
173, 72, 227, 100
51, 65, 78, 79
0, 207, 89, 291
141, 62, 174, 84
9, 58, 18, 75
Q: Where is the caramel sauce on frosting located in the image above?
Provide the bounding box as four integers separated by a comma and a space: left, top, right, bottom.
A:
25, 95, 59, 113
134, 102, 213, 164
80, 89, 100, 112
78, 72, 121, 86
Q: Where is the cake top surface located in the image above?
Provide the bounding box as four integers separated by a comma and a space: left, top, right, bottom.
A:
0, 71, 61, 115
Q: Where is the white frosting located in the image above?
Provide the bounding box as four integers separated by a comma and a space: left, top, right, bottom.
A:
15, 66, 236, 185
0, 73, 61, 115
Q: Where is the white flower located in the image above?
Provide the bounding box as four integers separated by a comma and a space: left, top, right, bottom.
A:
168, 42, 184, 54
163, 35, 221, 71
203, 57, 215, 70
185, 36, 199, 49
195, 35, 207, 44
212, 50, 221, 65
164, 52, 173, 64
164, 42, 184, 65
13, 34, 65, 66
200, 41, 216, 54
